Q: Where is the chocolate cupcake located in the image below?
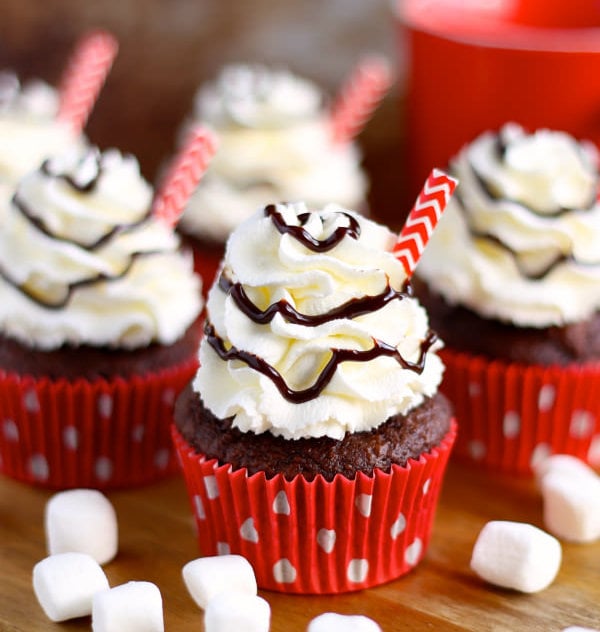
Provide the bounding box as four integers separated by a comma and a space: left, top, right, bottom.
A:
415, 123, 600, 474
174, 64, 369, 287
173, 202, 456, 593
0, 147, 203, 489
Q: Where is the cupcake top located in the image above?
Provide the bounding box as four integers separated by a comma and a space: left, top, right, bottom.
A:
0, 147, 202, 350
416, 123, 600, 328
195, 202, 444, 440
0, 72, 82, 189
177, 64, 368, 243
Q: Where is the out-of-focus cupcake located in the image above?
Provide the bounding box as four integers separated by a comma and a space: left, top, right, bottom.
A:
0, 72, 84, 200
0, 146, 203, 489
175, 64, 369, 287
173, 201, 456, 594
415, 122, 600, 474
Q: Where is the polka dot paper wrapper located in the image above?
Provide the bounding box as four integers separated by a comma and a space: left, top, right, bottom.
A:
440, 348, 600, 475
0, 359, 197, 489
172, 420, 456, 594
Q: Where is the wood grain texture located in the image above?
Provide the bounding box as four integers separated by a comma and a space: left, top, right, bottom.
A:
1, 461, 599, 631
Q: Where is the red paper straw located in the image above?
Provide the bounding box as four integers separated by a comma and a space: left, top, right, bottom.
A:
393, 169, 458, 277
330, 55, 393, 145
57, 30, 118, 133
152, 126, 218, 228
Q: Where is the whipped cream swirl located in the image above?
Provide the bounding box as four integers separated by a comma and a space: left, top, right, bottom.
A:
178, 64, 367, 242
416, 123, 600, 327
195, 202, 444, 440
0, 72, 82, 189
0, 147, 202, 350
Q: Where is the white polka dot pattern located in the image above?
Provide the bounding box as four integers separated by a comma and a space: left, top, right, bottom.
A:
570, 411, 595, 438
316, 529, 336, 553
273, 559, 297, 583
203, 475, 219, 499
355, 493, 373, 517
390, 513, 406, 540
95, 457, 113, 482
240, 518, 259, 543
503, 411, 521, 438
62, 426, 79, 450
23, 389, 40, 413
272, 491, 291, 515
194, 495, 206, 520
537, 385, 556, 411
97, 393, 113, 418
3, 420, 19, 442
404, 538, 422, 566
29, 454, 49, 480
347, 559, 369, 583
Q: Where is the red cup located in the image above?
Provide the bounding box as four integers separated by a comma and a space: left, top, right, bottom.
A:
398, 0, 600, 204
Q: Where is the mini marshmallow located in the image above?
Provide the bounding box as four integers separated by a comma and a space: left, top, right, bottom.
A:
308, 612, 382, 632
92, 581, 163, 632
182, 554, 257, 609
33, 552, 109, 622
562, 627, 600, 632
45, 489, 118, 565
204, 592, 270, 632
470, 520, 561, 593
534, 454, 599, 487
541, 471, 600, 543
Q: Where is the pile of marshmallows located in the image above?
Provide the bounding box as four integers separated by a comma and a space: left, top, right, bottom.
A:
33, 453, 600, 631
33, 490, 381, 631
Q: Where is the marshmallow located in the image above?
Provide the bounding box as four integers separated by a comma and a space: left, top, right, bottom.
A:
534, 454, 599, 487
204, 592, 270, 632
33, 552, 109, 622
92, 581, 163, 632
562, 627, 600, 632
470, 521, 561, 593
45, 489, 118, 565
308, 612, 382, 632
182, 554, 257, 609
541, 470, 600, 543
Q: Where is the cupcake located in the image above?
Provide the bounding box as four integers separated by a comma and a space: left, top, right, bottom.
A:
173, 201, 456, 593
415, 122, 600, 474
0, 146, 203, 489
0, 72, 83, 198
175, 64, 369, 286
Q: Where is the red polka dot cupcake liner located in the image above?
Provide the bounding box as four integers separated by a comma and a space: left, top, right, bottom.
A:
441, 349, 600, 475
172, 420, 457, 594
0, 359, 197, 489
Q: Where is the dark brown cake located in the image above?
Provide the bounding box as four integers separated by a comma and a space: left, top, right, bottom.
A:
175, 383, 452, 481
414, 279, 600, 366
0, 318, 202, 380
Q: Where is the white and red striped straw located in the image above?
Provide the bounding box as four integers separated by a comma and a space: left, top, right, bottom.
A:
330, 54, 393, 145
393, 169, 458, 278
152, 125, 218, 228
57, 30, 118, 134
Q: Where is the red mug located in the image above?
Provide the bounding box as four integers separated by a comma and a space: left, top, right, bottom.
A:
398, 0, 600, 202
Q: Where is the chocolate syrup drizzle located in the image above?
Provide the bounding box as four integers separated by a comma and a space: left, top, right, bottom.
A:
205, 322, 437, 404
1, 152, 160, 309
205, 204, 438, 403
264, 203, 360, 251
452, 133, 600, 280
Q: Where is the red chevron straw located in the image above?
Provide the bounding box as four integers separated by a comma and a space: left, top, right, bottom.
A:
330, 55, 392, 145
152, 126, 218, 227
57, 30, 118, 133
393, 169, 458, 277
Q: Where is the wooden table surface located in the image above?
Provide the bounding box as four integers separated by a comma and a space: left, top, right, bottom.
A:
1, 459, 598, 632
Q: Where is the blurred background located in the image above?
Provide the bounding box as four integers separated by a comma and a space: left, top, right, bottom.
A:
0, 0, 406, 227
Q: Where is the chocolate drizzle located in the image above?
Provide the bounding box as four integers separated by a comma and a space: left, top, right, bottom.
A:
1, 151, 160, 309
264, 203, 360, 252
206, 204, 437, 403
205, 322, 437, 404
218, 273, 412, 326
